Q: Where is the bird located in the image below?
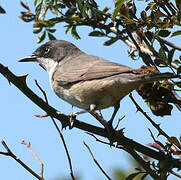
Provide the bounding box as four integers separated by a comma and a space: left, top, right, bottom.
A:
19, 40, 178, 128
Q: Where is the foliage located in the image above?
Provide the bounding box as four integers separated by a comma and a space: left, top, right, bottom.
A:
18, 0, 181, 178
1, 0, 181, 179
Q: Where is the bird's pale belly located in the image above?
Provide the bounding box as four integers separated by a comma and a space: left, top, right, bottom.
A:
52, 77, 137, 110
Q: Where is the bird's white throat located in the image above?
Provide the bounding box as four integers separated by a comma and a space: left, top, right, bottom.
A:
37, 57, 58, 76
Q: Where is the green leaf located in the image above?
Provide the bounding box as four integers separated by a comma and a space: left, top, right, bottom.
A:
104, 37, 118, 46
71, 26, 80, 39
48, 32, 56, 40
177, 66, 181, 75
171, 30, 181, 37
65, 25, 72, 34
35, 0, 49, 19
125, 172, 141, 180
47, 28, 56, 33
158, 30, 171, 37
141, 11, 147, 21
89, 31, 105, 37
0, 6, 6, 14
175, 0, 181, 10
168, 49, 175, 64
77, 0, 83, 12
37, 31, 46, 43
33, 27, 42, 34
159, 48, 167, 60
154, 58, 167, 67
112, 0, 127, 21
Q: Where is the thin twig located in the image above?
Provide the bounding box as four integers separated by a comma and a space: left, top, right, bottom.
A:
156, 36, 181, 51
50, 116, 75, 180
21, 141, 44, 178
148, 128, 156, 142
86, 132, 160, 179
114, 115, 125, 130
83, 141, 112, 180
125, 147, 161, 180
35, 80, 49, 103
0, 140, 43, 180
129, 93, 169, 138
170, 169, 181, 178
35, 80, 75, 180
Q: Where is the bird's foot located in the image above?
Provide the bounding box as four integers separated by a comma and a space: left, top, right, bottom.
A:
105, 120, 116, 146
68, 110, 87, 129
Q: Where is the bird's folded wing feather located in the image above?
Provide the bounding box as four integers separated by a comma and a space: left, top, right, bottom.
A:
53, 54, 134, 85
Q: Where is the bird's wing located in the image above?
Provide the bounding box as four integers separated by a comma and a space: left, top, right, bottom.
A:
53, 54, 134, 85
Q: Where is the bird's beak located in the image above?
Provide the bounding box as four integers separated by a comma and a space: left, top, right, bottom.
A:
19, 54, 38, 62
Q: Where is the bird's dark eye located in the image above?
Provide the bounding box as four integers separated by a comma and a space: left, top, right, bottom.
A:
44, 47, 50, 54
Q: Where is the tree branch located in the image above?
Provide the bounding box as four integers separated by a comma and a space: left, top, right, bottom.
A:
35, 80, 75, 180
1, 63, 181, 167
83, 141, 112, 180
0, 140, 43, 180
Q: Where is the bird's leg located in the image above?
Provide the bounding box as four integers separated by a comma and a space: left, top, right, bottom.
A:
107, 102, 120, 129
69, 110, 87, 129
89, 103, 120, 143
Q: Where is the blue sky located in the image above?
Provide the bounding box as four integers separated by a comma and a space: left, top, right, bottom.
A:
0, 1, 181, 180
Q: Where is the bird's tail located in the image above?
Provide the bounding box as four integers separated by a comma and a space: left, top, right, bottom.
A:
135, 72, 179, 84
135, 72, 181, 112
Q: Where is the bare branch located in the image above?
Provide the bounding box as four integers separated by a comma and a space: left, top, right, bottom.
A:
83, 141, 112, 180
170, 170, 181, 178
21, 141, 44, 178
125, 147, 161, 180
156, 36, 181, 51
129, 93, 169, 138
1, 64, 181, 166
35, 80, 75, 180
114, 115, 125, 130
0, 140, 43, 180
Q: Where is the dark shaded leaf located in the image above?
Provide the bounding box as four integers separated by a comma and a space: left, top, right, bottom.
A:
37, 31, 46, 43
20, 1, 30, 11
89, 31, 105, 37
77, 0, 83, 12
47, 28, 56, 33
159, 41, 169, 52
104, 37, 118, 46
89, 0, 98, 8
168, 49, 175, 64
154, 58, 167, 67
125, 172, 141, 180
19, 12, 35, 22
48, 32, 56, 40
112, 0, 127, 21
171, 30, 181, 37
71, 26, 80, 39
145, 31, 154, 43
0, 6, 6, 14
175, 0, 181, 10
65, 25, 72, 34
158, 48, 167, 60
141, 11, 147, 21
130, 1, 136, 16
158, 30, 171, 37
